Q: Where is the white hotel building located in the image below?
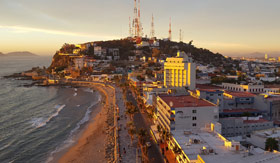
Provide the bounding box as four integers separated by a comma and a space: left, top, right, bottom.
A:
164, 51, 196, 90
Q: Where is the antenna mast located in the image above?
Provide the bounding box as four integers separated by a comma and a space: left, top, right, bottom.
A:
168, 18, 172, 41
150, 14, 155, 39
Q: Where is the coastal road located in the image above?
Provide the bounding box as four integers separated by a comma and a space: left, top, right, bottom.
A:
126, 89, 164, 163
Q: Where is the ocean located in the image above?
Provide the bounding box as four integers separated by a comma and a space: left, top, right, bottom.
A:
0, 56, 101, 163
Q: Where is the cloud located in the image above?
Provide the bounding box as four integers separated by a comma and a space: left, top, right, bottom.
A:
0, 25, 118, 40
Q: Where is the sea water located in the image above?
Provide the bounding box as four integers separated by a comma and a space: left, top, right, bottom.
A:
0, 56, 100, 163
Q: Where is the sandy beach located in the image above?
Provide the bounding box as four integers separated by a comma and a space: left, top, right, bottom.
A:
59, 85, 115, 163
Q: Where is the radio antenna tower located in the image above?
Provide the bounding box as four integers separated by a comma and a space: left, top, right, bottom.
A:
133, 0, 138, 37
137, 0, 143, 37
150, 14, 155, 39
168, 18, 172, 41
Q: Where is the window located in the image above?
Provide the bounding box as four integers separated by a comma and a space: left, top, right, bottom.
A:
192, 123, 197, 127
192, 117, 197, 120
192, 110, 197, 113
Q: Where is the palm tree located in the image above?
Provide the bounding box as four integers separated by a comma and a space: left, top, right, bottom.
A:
163, 131, 171, 154
173, 145, 183, 163
126, 121, 134, 129
128, 127, 136, 145
126, 105, 137, 121
137, 128, 147, 145
137, 128, 149, 163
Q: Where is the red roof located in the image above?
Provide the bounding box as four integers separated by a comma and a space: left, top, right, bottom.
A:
223, 109, 260, 113
198, 89, 222, 92
159, 95, 216, 108
196, 84, 222, 90
224, 91, 256, 97
244, 119, 269, 124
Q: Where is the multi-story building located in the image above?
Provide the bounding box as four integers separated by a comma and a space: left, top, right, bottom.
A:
164, 51, 196, 90
94, 46, 102, 56
254, 95, 280, 121
249, 128, 280, 150
220, 117, 273, 137
222, 83, 265, 93
73, 57, 84, 69
156, 95, 218, 132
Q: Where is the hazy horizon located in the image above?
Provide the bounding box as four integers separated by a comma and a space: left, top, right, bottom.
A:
1, 0, 280, 56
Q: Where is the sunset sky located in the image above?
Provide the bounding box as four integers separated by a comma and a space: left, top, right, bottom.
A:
0, 0, 279, 56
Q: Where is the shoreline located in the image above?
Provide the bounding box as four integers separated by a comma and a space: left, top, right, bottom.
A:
58, 84, 115, 163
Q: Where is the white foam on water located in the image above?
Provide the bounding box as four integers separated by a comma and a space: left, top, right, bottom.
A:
83, 88, 94, 93
31, 104, 66, 128
46, 100, 101, 163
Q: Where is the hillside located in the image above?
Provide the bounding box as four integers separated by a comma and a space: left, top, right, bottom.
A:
47, 38, 231, 72
5, 51, 37, 57
0, 52, 5, 56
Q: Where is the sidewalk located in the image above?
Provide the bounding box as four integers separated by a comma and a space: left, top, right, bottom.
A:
116, 87, 139, 163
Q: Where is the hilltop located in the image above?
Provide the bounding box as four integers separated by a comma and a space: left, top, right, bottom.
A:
47, 38, 231, 73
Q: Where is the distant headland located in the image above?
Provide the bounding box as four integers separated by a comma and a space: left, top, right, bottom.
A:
0, 51, 38, 57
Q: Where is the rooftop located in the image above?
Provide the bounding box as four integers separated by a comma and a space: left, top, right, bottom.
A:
159, 95, 216, 108
172, 129, 280, 163
244, 119, 269, 124
224, 91, 256, 98
223, 109, 261, 113
196, 84, 223, 90
253, 128, 280, 138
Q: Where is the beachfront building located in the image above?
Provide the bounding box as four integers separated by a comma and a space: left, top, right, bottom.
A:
156, 95, 218, 132
164, 51, 196, 90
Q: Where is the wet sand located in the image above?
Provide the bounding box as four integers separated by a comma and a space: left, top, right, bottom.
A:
58, 85, 114, 163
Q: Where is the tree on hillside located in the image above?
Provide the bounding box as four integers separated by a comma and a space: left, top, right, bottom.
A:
152, 48, 160, 58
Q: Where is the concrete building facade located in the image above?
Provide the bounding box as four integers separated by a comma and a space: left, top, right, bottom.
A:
164, 51, 196, 90
156, 95, 218, 132
220, 117, 273, 137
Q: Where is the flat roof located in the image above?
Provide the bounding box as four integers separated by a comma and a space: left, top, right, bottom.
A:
172, 130, 280, 163
224, 91, 256, 98
253, 128, 280, 138
223, 109, 260, 113
198, 89, 223, 93
244, 119, 269, 124
196, 84, 222, 89
159, 95, 216, 108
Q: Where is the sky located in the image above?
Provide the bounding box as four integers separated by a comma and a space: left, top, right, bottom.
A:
0, 0, 279, 56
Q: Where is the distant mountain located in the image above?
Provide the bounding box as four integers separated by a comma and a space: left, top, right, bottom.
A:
5, 51, 37, 57
0, 52, 5, 56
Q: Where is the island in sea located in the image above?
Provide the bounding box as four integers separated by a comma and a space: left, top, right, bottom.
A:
0, 51, 38, 57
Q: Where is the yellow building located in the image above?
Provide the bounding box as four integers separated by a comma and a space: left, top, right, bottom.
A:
164, 51, 196, 90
